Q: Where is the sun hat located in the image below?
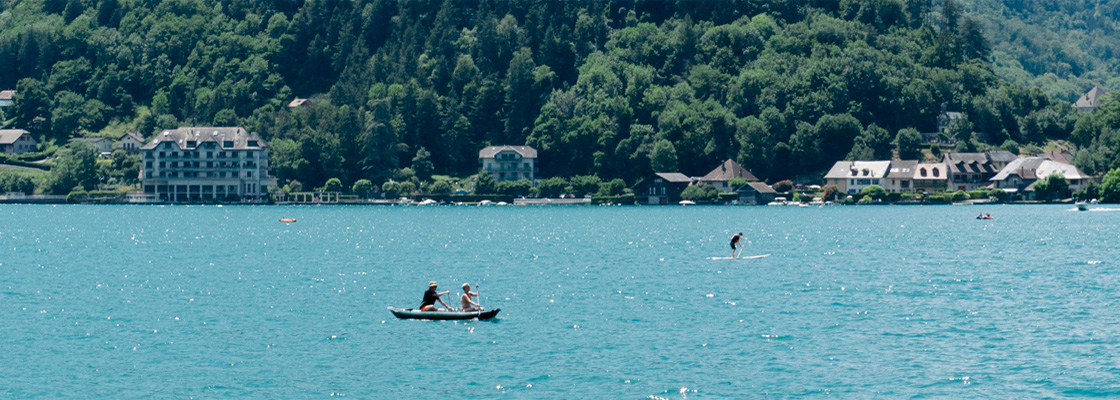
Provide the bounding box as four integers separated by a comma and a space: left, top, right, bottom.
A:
429, 281, 438, 287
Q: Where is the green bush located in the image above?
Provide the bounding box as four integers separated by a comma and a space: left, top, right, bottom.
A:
861, 185, 886, 200
681, 184, 719, 201
968, 190, 988, 199
858, 195, 874, 204
951, 191, 968, 202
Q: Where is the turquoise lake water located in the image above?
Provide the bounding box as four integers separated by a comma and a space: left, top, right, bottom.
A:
2, 204, 1118, 398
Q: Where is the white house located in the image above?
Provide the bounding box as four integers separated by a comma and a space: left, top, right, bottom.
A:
140, 127, 277, 202
479, 145, 537, 182
115, 132, 145, 153
0, 129, 36, 154
990, 157, 1093, 195
824, 161, 891, 194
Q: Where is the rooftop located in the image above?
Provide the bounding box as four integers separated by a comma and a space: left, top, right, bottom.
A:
141, 127, 266, 151
824, 161, 891, 179
0, 129, 31, 144
697, 159, 758, 182
479, 145, 537, 159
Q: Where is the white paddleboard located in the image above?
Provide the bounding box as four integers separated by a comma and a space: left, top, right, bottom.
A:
708, 254, 770, 260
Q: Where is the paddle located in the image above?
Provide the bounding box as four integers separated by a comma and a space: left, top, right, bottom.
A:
475, 283, 482, 312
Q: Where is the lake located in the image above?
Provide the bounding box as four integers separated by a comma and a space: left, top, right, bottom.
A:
1, 204, 1118, 398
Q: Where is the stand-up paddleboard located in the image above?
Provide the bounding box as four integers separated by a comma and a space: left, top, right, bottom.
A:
708, 254, 770, 260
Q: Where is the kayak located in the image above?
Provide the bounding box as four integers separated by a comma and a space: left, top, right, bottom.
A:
387, 306, 501, 320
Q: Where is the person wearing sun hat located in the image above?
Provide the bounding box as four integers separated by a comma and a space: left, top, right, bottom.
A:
420, 281, 452, 311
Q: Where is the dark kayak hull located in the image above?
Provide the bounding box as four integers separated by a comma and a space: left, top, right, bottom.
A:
387, 307, 500, 320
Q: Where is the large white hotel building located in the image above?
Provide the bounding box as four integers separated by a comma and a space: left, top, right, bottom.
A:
140, 127, 277, 202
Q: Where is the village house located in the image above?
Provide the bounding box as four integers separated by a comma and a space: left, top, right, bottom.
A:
0, 90, 14, 107
478, 145, 537, 182
1075, 86, 1106, 113
695, 159, 759, 192
140, 127, 277, 202
68, 137, 114, 155
635, 172, 693, 205
989, 157, 1093, 198
912, 163, 948, 193
944, 151, 1003, 192
823, 161, 891, 194
735, 181, 777, 205
115, 132, 145, 153
882, 160, 917, 193
0, 129, 36, 154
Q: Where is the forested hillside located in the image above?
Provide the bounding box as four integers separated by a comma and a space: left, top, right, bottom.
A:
0, 0, 1083, 190
967, 0, 1120, 101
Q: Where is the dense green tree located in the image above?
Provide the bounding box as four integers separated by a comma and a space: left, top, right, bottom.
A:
43, 142, 99, 194
411, 147, 435, 182
352, 179, 373, 198
649, 139, 678, 172
895, 127, 923, 160
324, 178, 343, 193
474, 171, 496, 194
537, 177, 568, 198
1032, 173, 1069, 202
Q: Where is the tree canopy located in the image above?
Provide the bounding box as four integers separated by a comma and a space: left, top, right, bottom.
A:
0, 0, 1088, 190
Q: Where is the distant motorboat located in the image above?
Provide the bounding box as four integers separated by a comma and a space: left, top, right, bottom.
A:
679, 200, 696, 205
1076, 201, 1089, 211
478, 200, 493, 206
417, 198, 438, 206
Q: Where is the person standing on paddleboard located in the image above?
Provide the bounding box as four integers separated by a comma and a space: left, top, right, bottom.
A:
730, 232, 744, 258
420, 281, 453, 311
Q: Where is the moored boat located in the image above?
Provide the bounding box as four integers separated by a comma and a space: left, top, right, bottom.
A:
387, 306, 501, 320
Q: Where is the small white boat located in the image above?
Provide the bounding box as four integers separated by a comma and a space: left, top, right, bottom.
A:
478, 200, 493, 206
417, 198, 438, 206
1076, 201, 1089, 211
679, 200, 696, 205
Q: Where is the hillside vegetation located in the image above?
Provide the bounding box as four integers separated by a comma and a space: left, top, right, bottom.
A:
967, 0, 1120, 101
0, 0, 1086, 190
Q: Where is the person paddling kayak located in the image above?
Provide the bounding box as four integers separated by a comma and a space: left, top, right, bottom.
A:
460, 282, 482, 312
730, 232, 744, 258
420, 281, 452, 311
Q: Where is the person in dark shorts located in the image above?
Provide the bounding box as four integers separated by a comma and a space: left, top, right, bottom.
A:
420, 281, 452, 311
730, 232, 743, 258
